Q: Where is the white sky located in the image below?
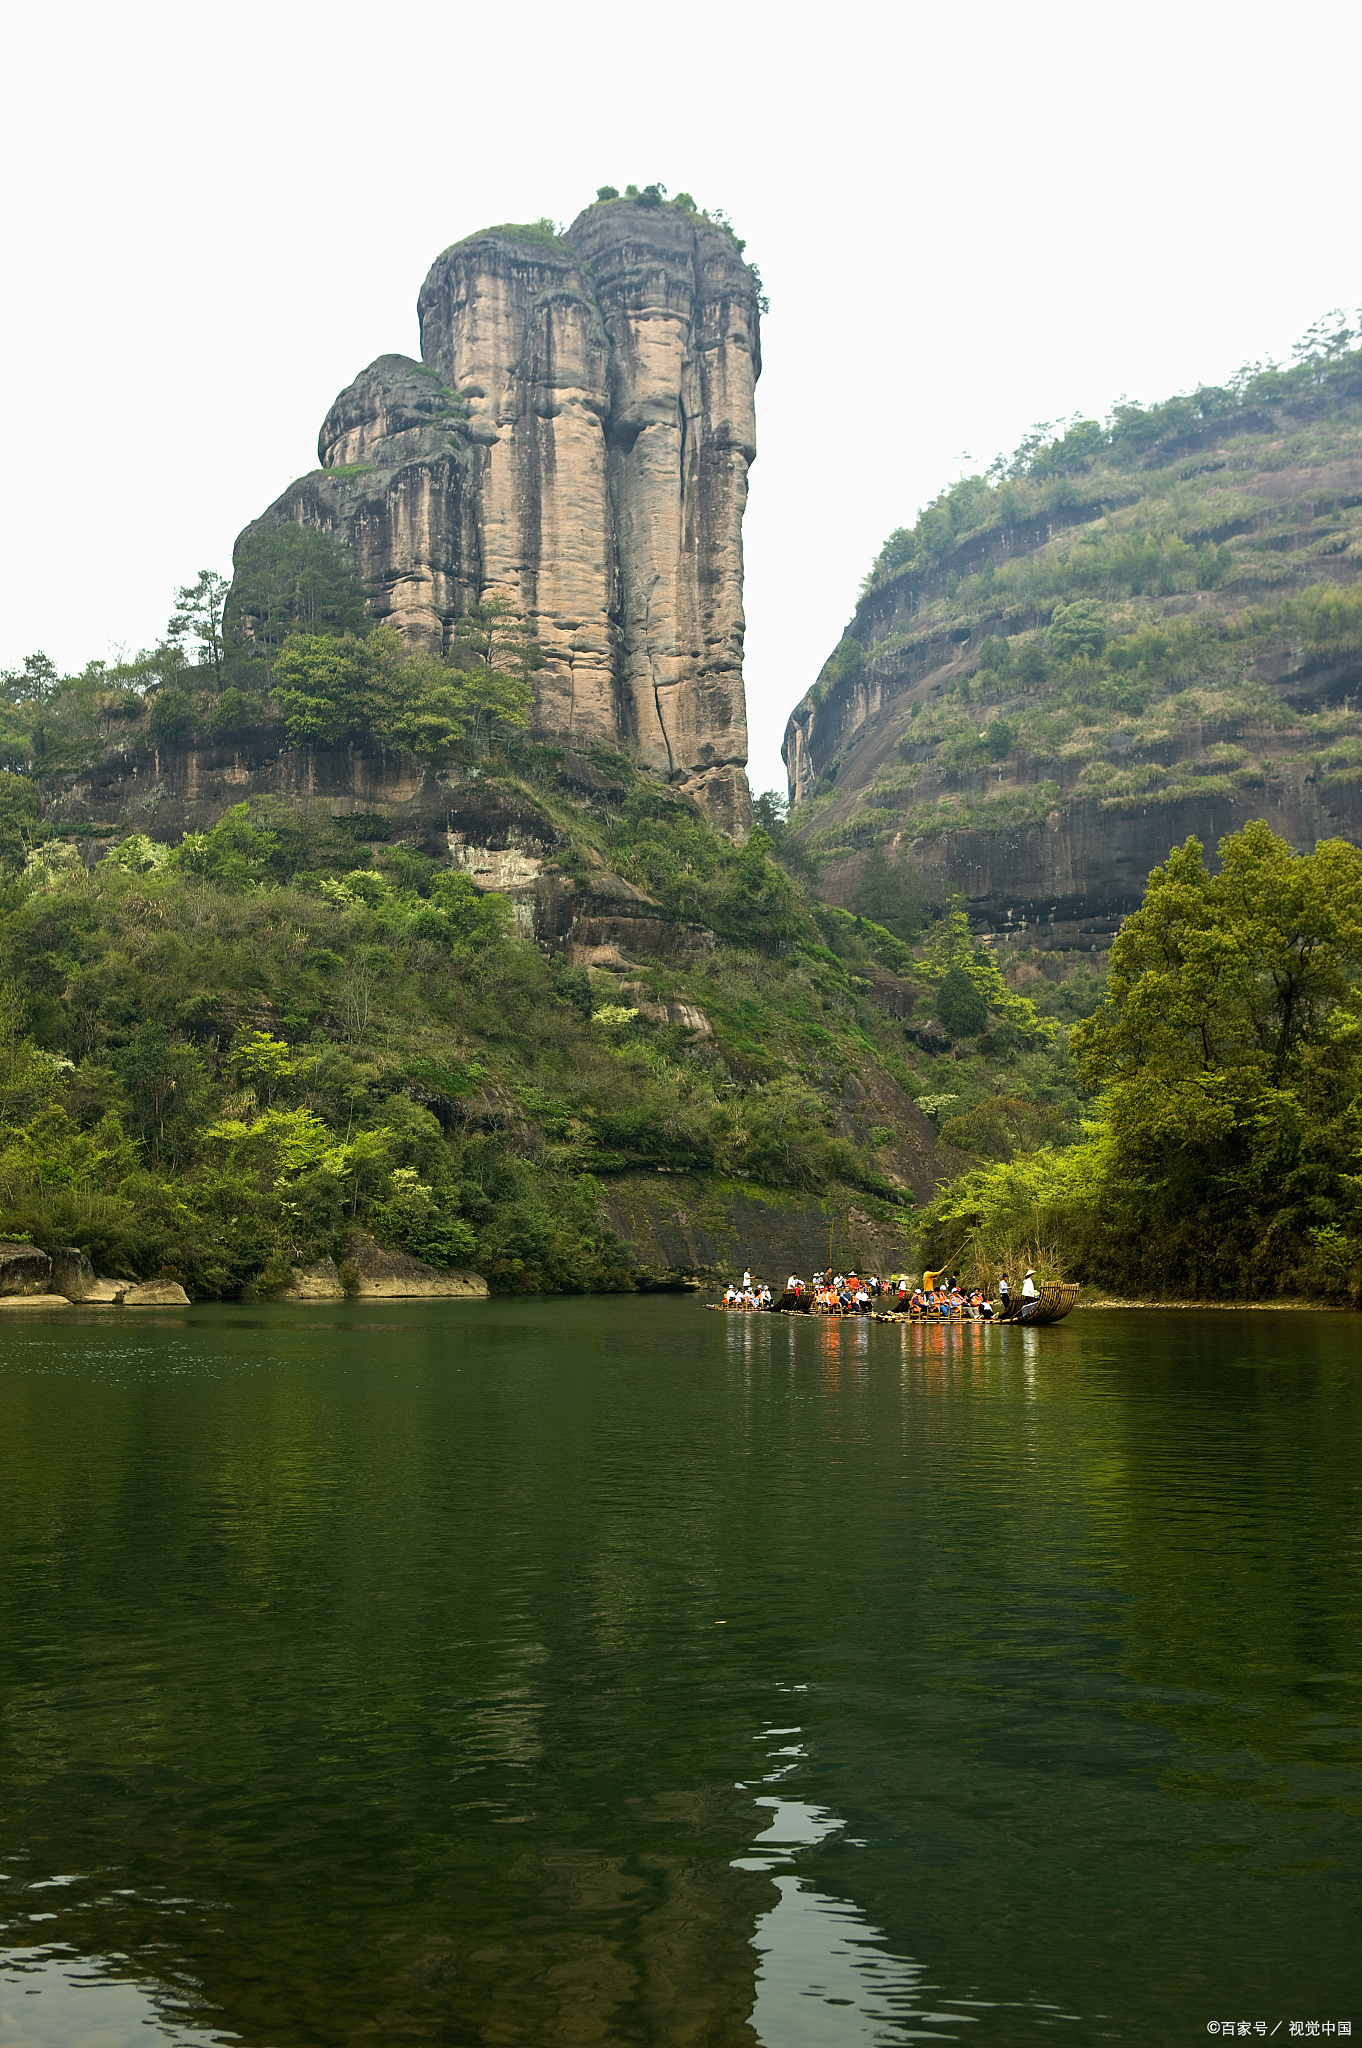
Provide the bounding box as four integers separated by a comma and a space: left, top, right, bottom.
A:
3, 0, 1356, 797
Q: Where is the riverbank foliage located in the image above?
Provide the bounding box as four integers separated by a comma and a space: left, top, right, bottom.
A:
921, 822, 1362, 1302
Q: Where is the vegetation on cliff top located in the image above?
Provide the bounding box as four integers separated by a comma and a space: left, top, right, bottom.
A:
0, 534, 547, 775
861, 310, 1362, 597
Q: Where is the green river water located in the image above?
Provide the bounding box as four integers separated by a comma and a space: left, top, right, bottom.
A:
0, 1299, 1357, 2046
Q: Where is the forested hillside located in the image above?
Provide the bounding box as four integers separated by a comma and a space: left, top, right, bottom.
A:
0, 562, 1084, 1295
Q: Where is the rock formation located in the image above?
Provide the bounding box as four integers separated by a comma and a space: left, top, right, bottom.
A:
234, 200, 761, 834
0, 1242, 136, 1305
0, 1241, 54, 1295
121, 1279, 192, 1307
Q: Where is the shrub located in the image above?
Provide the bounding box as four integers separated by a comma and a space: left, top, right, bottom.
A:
149, 688, 194, 744
1048, 600, 1109, 661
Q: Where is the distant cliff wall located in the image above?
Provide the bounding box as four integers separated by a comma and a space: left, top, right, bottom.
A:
233, 201, 760, 835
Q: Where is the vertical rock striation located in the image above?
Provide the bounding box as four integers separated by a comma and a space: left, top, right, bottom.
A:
565, 205, 759, 832
231, 201, 761, 834
417, 232, 618, 748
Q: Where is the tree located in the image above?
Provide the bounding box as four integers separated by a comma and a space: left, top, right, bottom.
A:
1048, 600, 1108, 661
172, 803, 281, 888
271, 630, 397, 750
226, 1030, 296, 1107
112, 1023, 211, 1167
149, 687, 194, 744
0, 653, 59, 703
750, 789, 818, 882
1070, 823, 1362, 1293
212, 687, 252, 735
1014, 640, 1047, 683
0, 980, 67, 1123
446, 597, 541, 748
168, 570, 230, 679
1074, 825, 1362, 1104
920, 902, 1053, 1040
939, 1094, 1070, 1161
715, 828, 807, 951
0, 774, 37, 872
369, 1165, 475, 1266
751, 790, 788, 835
854, 841, 926, 940
937, 964, 987, 1039
226, 525, 370, 675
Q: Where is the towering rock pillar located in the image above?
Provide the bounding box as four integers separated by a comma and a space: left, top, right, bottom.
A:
565, 203, 760, 836
230, 199, 760, 833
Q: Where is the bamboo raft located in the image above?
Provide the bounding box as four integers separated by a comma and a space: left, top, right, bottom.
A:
707, 1281, 1081, 1326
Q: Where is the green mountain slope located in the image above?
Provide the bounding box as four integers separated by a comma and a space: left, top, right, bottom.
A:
0, 742, 981, 1297
785, 319, 1362, 946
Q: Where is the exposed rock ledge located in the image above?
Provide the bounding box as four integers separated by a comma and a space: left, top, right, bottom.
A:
341, 1233, 487, 1300
277, 1255, 347, 1301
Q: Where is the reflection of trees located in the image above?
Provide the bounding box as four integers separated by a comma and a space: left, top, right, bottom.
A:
1083, 1319, 1362, 1771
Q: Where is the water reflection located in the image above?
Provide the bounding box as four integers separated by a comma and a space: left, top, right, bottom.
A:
1, 1301, 1357, 2042
735, 1722, 973, 2045
0, 1947, 234, 2047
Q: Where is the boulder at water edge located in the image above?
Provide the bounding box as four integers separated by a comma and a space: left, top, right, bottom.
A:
343, 1233, 488, 1299
0, 1241, 52, 1295
122, 1280, 192, 1307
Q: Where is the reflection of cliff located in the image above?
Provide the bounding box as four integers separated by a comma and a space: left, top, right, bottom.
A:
738, 1727, 941, 2043
235, 200, 760, 834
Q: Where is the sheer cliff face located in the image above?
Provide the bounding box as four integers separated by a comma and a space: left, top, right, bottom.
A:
236, 204, 760, 834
